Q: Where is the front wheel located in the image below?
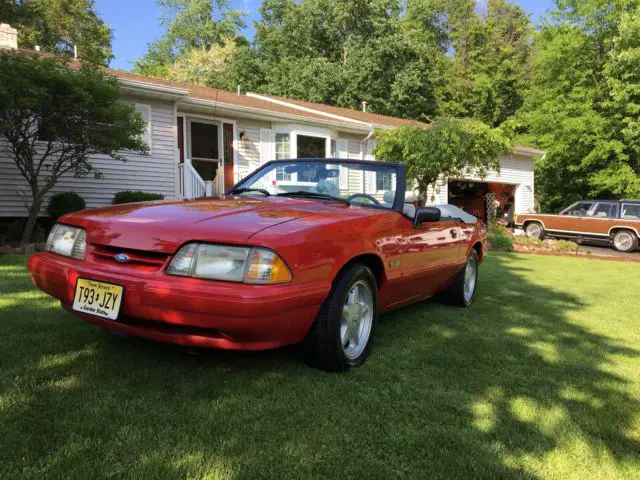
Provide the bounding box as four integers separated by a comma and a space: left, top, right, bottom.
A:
441, 250, 479, 307
525, 222, 545, 240
612, 230, 638, 253
304, 264, 377, 372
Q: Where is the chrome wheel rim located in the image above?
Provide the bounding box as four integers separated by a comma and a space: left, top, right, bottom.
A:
614, 232, 633, 251
463, 256, 477, 303
526, 223, 541, 239
341, 280, 373, 360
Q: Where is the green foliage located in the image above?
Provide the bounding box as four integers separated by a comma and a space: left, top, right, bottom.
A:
112, 191, 165, 205
47, 192, 86, 221
514, 1, 640, 211
134, 0, 246, 79
513, 237, 542, 244
2, 0, 113, 65
373, 118, 512, 202
488, 232, 514, 252
0, 52, 149, 243
438, 0, 533, 126
555, 240, 579, 253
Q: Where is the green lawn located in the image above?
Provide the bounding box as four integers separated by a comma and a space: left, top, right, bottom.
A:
1, 254, 639, 479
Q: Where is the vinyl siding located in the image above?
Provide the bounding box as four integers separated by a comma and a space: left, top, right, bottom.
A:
235, 119, 270, 182
0, 96, 177, 217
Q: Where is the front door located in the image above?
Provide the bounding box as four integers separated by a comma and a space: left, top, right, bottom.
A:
188, 119, 222, 195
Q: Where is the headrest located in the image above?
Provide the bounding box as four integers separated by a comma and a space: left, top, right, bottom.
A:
405, 191, 417, 203
383, 190, 418, 204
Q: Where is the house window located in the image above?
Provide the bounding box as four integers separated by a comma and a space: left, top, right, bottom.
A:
132, 104, 151, 147
275, 133, 291, 181
376, 171, 392, 191
331, 139, 337, 158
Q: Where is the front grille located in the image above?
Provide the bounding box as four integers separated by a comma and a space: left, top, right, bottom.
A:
91, 244, 169, 270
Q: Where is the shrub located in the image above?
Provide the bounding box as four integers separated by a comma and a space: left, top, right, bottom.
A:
556, 240, 578, 252
513, 237, 542, 244
47, 192, 86, 221
488, 232, 514, 252
112, 191, 164, 205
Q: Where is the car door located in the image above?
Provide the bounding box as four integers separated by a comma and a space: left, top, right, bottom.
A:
398, 215, 462, 301
587, 202, 620, 236
554, 201, 597, 235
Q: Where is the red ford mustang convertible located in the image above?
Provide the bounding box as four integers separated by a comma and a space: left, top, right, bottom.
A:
28, 159, 487, 371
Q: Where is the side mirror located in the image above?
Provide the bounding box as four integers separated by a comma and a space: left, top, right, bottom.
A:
414, 207, 441, 228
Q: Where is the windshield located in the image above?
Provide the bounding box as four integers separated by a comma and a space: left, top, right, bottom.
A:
231, 160, 401, 209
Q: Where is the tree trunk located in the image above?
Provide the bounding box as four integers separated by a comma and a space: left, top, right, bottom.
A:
21, 196, 42, 246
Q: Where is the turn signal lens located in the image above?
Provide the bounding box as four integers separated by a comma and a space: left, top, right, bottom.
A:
245, 248, 292, 284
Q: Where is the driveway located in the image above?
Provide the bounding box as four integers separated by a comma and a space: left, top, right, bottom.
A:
577, 244, 640, 260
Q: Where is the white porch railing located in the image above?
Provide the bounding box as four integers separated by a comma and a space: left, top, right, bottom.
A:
179, 158, 212, 199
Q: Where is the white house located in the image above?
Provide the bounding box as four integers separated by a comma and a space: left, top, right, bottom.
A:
0, 25, 543, 222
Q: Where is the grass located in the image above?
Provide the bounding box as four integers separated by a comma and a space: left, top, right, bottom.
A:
1, 253, 639, 479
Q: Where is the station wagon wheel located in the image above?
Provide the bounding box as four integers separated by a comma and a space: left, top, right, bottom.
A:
304, 263, 378, 372
525, 222, 545, 240
612, 230, 638, 253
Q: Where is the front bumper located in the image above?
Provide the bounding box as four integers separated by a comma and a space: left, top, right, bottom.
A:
27, 252, 329, 350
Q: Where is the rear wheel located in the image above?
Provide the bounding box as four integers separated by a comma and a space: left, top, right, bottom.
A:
304, 264, 377, 372
441, 250, 479, 307
612, 230, 638, 252
525, 221, 545, 240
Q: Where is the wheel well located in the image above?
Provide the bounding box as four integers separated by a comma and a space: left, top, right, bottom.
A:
334, 254, 385, 289
473, 241, 483, 261
523, 220, 543, 228
610, 227, 637, 239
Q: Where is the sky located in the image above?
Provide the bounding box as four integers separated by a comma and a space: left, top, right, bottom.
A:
95, 0, 556, 71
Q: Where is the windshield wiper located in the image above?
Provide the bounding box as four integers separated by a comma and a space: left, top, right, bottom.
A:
277, 191, 349, 204
228, 187, 271, 196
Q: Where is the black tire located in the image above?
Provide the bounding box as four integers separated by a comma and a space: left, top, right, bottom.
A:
304, 263, 378, 372
440, 250, 479, 307
612, 230, 638, 253
525, 221, 545, 240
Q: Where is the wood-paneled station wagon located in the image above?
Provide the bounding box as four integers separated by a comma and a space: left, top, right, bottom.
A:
515, 199, 640, 252
28, 159, 488, 372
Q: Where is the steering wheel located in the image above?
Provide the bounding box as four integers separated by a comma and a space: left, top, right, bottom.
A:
346, 193, 381, 205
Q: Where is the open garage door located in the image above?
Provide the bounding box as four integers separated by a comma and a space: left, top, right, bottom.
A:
448, 180, 516, 223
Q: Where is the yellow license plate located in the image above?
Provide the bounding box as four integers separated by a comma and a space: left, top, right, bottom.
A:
72, 278, 124, 320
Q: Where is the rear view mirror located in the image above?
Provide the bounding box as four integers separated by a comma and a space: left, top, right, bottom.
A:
414, 207, 441, 228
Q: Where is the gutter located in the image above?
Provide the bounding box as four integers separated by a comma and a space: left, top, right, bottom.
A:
178, 97, 372, 132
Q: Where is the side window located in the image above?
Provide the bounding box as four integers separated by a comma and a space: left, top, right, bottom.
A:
562, 201, 594, 216
274, 133, 291, 181
132, 104, 151, 147
622, 204, 640, 219
376, 171, 392, 191
590, 202, 618, 218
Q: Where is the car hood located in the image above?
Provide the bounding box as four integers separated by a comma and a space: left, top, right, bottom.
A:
60, 196, 353, 253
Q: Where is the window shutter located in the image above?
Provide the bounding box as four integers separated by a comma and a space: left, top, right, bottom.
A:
260, 128, 271, 164
133, 104, 151, 147
338, 138, 348, 189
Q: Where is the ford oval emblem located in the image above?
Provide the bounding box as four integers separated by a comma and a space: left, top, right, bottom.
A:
114, 253, 130, 263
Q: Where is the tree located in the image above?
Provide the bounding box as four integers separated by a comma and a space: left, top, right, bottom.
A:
373, 118, 512, 203
0, 52, 148, 244
1, 0, 113, 65
134, 0, 246, 77
436, 0, 533, 126
514, 0, 640, 211
252, 0, 445, 118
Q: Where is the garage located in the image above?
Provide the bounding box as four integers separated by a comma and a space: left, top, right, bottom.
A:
448, 180, 517, 223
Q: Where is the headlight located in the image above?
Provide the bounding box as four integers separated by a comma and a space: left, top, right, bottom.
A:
45, 224, 87, 260
167, 243, 292, 284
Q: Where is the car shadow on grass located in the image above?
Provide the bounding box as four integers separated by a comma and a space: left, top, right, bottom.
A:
0, 253, 639, 479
